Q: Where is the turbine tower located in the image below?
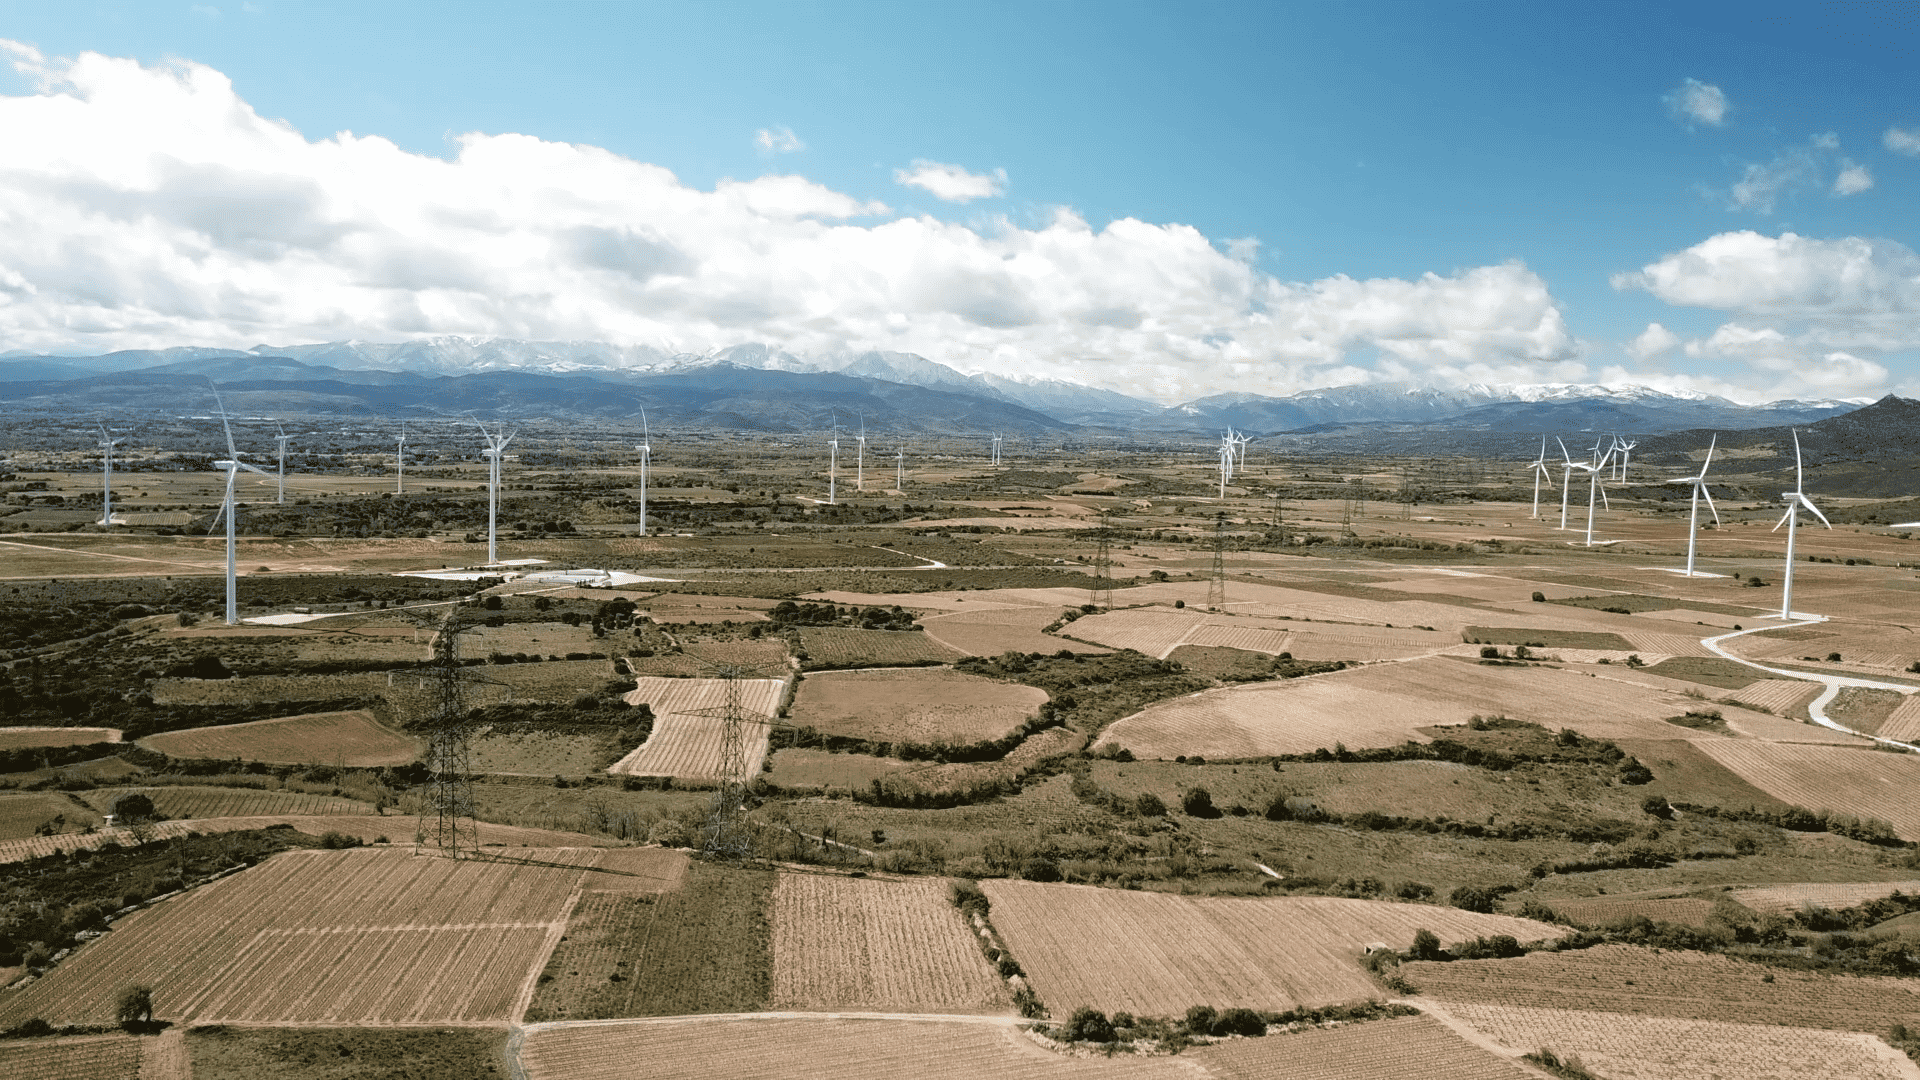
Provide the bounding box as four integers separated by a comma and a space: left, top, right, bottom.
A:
1583, 443, 1614, 547
855, 418, 866, 492
209, 388, 270, 625
895, 445, 905, 493
1666, 435, 1721, 577
1555, 438, 1583, 530
1527, 436, 1554, 519
990, 432, 1002, 468
1772, 429, 1831, 620
1217, 439, 1233, 499
273, 423, 292, 504
827, 420, 838, 506
635, 408, 651, 537
394, 422, 407, 495
95, 423, 124, 527
475, 420, 516, 565
1615, 437, 1636, 482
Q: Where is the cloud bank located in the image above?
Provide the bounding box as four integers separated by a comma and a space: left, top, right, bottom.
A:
0, 43, 1592, 402
893, 160, 1008, 203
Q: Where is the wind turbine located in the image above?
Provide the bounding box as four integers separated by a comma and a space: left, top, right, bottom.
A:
1666, 434, 1720, 577
1527, 436, 1554, 519
394, 421, 407, 494
895, 445, 905, 493
208, 388, 270, 625
1218, 440, 1233, 499
635, 408, 651, 537
855, 417, 866, 492
273, 423, 292, 504
1555, 438, 1586, 531
475, 419, 516, 565
827, 417, 839, 506
1582, 443, 1614, 546
95, 423, 124, 526
990, 432, 1002, 468
1615, 437, 1636, 482
1772, 429, 1831, 620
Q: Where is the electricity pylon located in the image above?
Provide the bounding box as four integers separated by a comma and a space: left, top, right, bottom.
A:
1208, 513, 1227, 609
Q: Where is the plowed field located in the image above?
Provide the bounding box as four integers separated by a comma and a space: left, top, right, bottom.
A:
0, 726, 120, 749
1064, 608, 1204, 657
1878, 695, 1920, 742
1546, 896, 1716, 928
141, 709, 419, 767
0, 1034, 144, 1080
519, 1017, 1186, 1080
1191, 1013, 1538, 1080
798, 628, 966, 668
1405, 943, 1920, 1032
1094, 654, 1788, 760
919, 606, 1102, 658
1730, 880, 1920, 917
610, 677, 785, 781
980, 881, 1557, 1017
1728, 679, 1823, 716
1693, 741, 1920, 839
1443, 1002, 1913, 1080
770, 874, 1007, 1013
148, 672, 390, 705
82, 785, 373, 820
789, 668, 1047, 744
0, 846, 593, 1027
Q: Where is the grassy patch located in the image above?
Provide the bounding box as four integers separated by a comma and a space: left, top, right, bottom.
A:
187, 1025, 507, 1080
1641, 656, 1764, 690
1664, 710, 1732, 734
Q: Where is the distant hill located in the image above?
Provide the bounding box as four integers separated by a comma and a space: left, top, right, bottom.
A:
1635, 395, 1920, 498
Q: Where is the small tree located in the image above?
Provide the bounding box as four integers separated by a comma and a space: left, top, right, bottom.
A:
1062, 1006, 1115, 1042
1449, 885, 1497, 914
1135, 792, 1167, 818
1479, 645, 1501, 659
1410, 928, 1444, 960
115, 985, 153, 1028
1181, 787, 1217, 818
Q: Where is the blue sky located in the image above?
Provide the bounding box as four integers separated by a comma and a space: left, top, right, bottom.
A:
1, 1, 1916, 403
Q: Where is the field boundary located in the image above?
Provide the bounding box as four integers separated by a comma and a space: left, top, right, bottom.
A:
515, 877, 589, 1024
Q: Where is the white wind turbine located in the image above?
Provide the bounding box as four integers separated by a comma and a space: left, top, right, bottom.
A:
635, 408, 651, 537
394, 422, 407, 494
1234, 430, 1251, 471
1615, 437, 1637, 482
95, 422, 124, 526
1772, 429, 1831, 620
1217, 439, 1233, 499
208, 389, 271, 625
273, 423, 292, 504
1582, 443, 1614, 546
475, 420, 516, 565
1527, 436, 1554, 519
990, 432, 1002, 468
895, 445, 905, 493
1666, 434, 1721, 577
855, 417, 866, 492
827, 417, 839, 505
1555, 438, 1586, 531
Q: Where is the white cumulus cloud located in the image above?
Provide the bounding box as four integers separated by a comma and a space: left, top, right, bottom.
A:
754, 126, 803, 153
0, 42, 1585, 401
1886, 127, 1920, 157
1627, 322, 1680, 359
893, 160, 1007, 203
1665, 78, 1728, 127
1833, 161, 1874, 196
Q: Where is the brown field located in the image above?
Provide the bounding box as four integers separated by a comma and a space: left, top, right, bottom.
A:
148, 671, 391, 705
1275, 622, 1458, 662
1828, 688, 1913, 735
1545, 896, 1717, 928
1186, 621, 1295, 656
1095, 654, 1750, 760
1882, 695, 1920, 742
519, 1017, 1185, 1080
0, 846, 596, 1027
609, 676, 786, 781
0, 726, 121, 749
1727, 679, 1823, 716
789, 668, 1047, 744
798, 627, 966, 668
918, 605, 1103, 657
770, 873, 1008, 1013
141, 709, 419, 767
481, 659, 620, 702
1641, 656, 1766, 690
624, 639, 793, 678
0, 1034, 145, 1080
1729, 880, 1920, 917
81, 785, 374, 820
1404, 943, 1920, 1032
1440, 1002, 1915, 1080
1191, 1013, 1539, 1080
0, 792, 102, 839
1063, 607, 1207, 657
764, 748, 913, 792
462, 620, 604, 657
187, 1027, 507, 1080
468, 726, 617, 776
1465, 625, 1638, 651
0, 814, 605, 866
980, 881, 1556, 1017
1693, 741, 1920, 839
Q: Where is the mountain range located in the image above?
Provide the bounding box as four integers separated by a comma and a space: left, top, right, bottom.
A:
0, 337, 1871, 440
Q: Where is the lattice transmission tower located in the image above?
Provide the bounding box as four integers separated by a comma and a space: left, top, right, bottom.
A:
1208, 513, 1227, 609
420, 610, 480, 858
691, 661, 779, 860
1089, 511, 1115, 611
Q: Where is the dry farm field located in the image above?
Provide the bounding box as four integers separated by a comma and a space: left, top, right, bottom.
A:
0, 726, 120, 749
1094, 654, 1793, 760
1405, 943, 1920, 1032
468, 726, 617, 775
769, 873, 1008, 1013
1546, 896, 1717, 928
1190, 1013, 1540, 1080
1440, 1002, 1917, 1080
918, 606, 1103, 657
140, 709, 419, 767
797, 627, 966, 668
788, 668, 1048, 744
1692, 741, 1920, 840
609, 677, 786, 781
518, 1017, 1186, 1080
81, 785, 374, 820
0, 846, 597, 1027
0, 1034, 145, 1080
1063, 607, 1207, 657
1879, 695, 1920, 742
1728, 679, 1824, 717
979, 881, 1556, 1017
762, 748, 912, 792
1729, 880, 1920, 917
0, 792, 101, 839
148, 672, 390, 705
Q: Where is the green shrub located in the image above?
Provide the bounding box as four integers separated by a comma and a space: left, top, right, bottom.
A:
1061, 1006, 1115, 1042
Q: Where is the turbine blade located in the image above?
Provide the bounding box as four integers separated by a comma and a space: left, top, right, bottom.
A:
1701, 486, 1720, 526
1793, 429, 1804, 491
1702, 434, 1715, 475
210, 384, 238, 460
239, 462, 271, 475
1772, 506, 1794, 532
1802, 496, 1831, 528
1557, 437, 1572, 464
